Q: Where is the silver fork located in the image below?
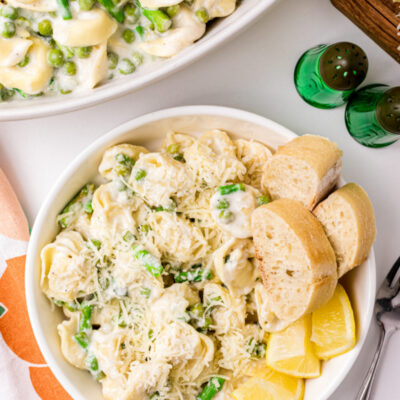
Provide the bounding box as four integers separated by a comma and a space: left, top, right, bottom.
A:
356, 256, 400, 400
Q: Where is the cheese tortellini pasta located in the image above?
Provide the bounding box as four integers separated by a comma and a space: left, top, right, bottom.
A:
41, 129, 275, 400
0, 0, 237, 100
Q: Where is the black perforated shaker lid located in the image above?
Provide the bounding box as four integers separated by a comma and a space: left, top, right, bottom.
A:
319, 42, 368, 91
376, 87, 400, 134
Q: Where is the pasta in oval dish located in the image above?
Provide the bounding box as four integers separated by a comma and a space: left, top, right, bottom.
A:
0, 0, 237, 101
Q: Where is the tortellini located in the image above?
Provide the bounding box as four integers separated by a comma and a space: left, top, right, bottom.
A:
203, 283, 246, 335
214, 238, 258, 295
101, 362, 171, 400
75, 42, 108, 90
193, 0, 236, 19
1, 1, 238, 99
0, 38, 52, 94
53, 8, 117, 47
129, 152, 192, 207
255, 283, 288, 332
40, 230, 95, 302
139, 5, 206, 58
211, 183, 260, 238
150, 283, 200, 325
185, 130, 246, 188
7, 0, 56, 12
148, 211, 208, 262
57, 314, 87, 369
162, 131, 196, 156
218, 324, 265, 373
0, 37, 32, 67
90, 329, 131, 377
99, 144, 149, 181
152, 321, 215, 381
90, 182, 142, 241
235, 139, 272, 191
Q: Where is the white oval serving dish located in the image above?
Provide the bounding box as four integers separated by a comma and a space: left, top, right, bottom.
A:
0, 1, 279, 121
26, 105, 376, 400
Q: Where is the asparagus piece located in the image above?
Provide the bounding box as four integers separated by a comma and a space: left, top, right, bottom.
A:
58, 183, 95, 229
97, 0, 124, 23
197, 377, 225, 400
218, 183, 245, 195
73, 304, 105, 380
132, 245, 163, 277
137, 1, 171, 33
56, 0, 72, 19
256, 194, 271, 206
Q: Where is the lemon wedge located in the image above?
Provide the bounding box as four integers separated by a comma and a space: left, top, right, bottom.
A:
311, 283, 356, 360
266, 315, 320, 378
232, 364, 304, 400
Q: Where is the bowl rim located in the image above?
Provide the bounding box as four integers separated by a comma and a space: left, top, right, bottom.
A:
26, 105, 376, 400
0, 0, 279, 121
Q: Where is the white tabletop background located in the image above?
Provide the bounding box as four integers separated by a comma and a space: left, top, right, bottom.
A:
0, 0, 399, 398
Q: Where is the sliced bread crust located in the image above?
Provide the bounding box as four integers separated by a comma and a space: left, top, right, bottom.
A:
251, 199, 337, 331
313, 183, 376, 277
262, 134, 343, 210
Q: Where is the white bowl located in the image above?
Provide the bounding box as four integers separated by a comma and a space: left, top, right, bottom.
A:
26, 106, 376, 400
0, 1, 279, 121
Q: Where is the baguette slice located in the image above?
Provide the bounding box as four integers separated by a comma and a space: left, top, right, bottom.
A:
262, 134, 343, 210
313, 183, 376, 278
251, 198, 337, 331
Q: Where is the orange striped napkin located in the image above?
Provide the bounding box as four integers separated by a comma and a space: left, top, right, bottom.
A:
0, 169, 71, 400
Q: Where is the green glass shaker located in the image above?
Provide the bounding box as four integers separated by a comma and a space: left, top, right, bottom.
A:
294, 42, 368, 109
345, 85, 400, 148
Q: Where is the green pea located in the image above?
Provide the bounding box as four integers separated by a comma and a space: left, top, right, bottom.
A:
48, 11, 57, 17
123, 231, 134, 242
17, 55, 29, 68
167, 143, 180, 154
76, 46, 92, 58
0, 84, 15, 101
165, 5, 180, 18
140, 287, 151, 298
1, 6, 18, 20
257, 195, 271, 206
132, 52, 143, 66
16, 16, 31, 27
47, 48, 64, 67
135, 25, 144, 38
190, 303, 205, 318
108, 52, 119, 69
119, 58, 135, 75
2, 21, 15, 38
38, 19, 53, 36
195, 8, 209, 23
64, 61, 77, 76
203, 316, 213, 329
124, 3, 138, 23
138, 224, 151, 234
122, 28, 135, 44
134, 168, 146, 181
216, 198, 229, 210
59, 44, 74, 59
78, 0, 95, 10
219, 210, 234, 223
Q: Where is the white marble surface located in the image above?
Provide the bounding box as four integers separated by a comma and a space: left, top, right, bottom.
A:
0, 0, 399, 398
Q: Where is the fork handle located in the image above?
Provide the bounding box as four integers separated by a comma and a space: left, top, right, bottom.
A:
356, 324, 396, 400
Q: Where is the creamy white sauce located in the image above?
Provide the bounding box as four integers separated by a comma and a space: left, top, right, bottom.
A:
210, 184, 258, 238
